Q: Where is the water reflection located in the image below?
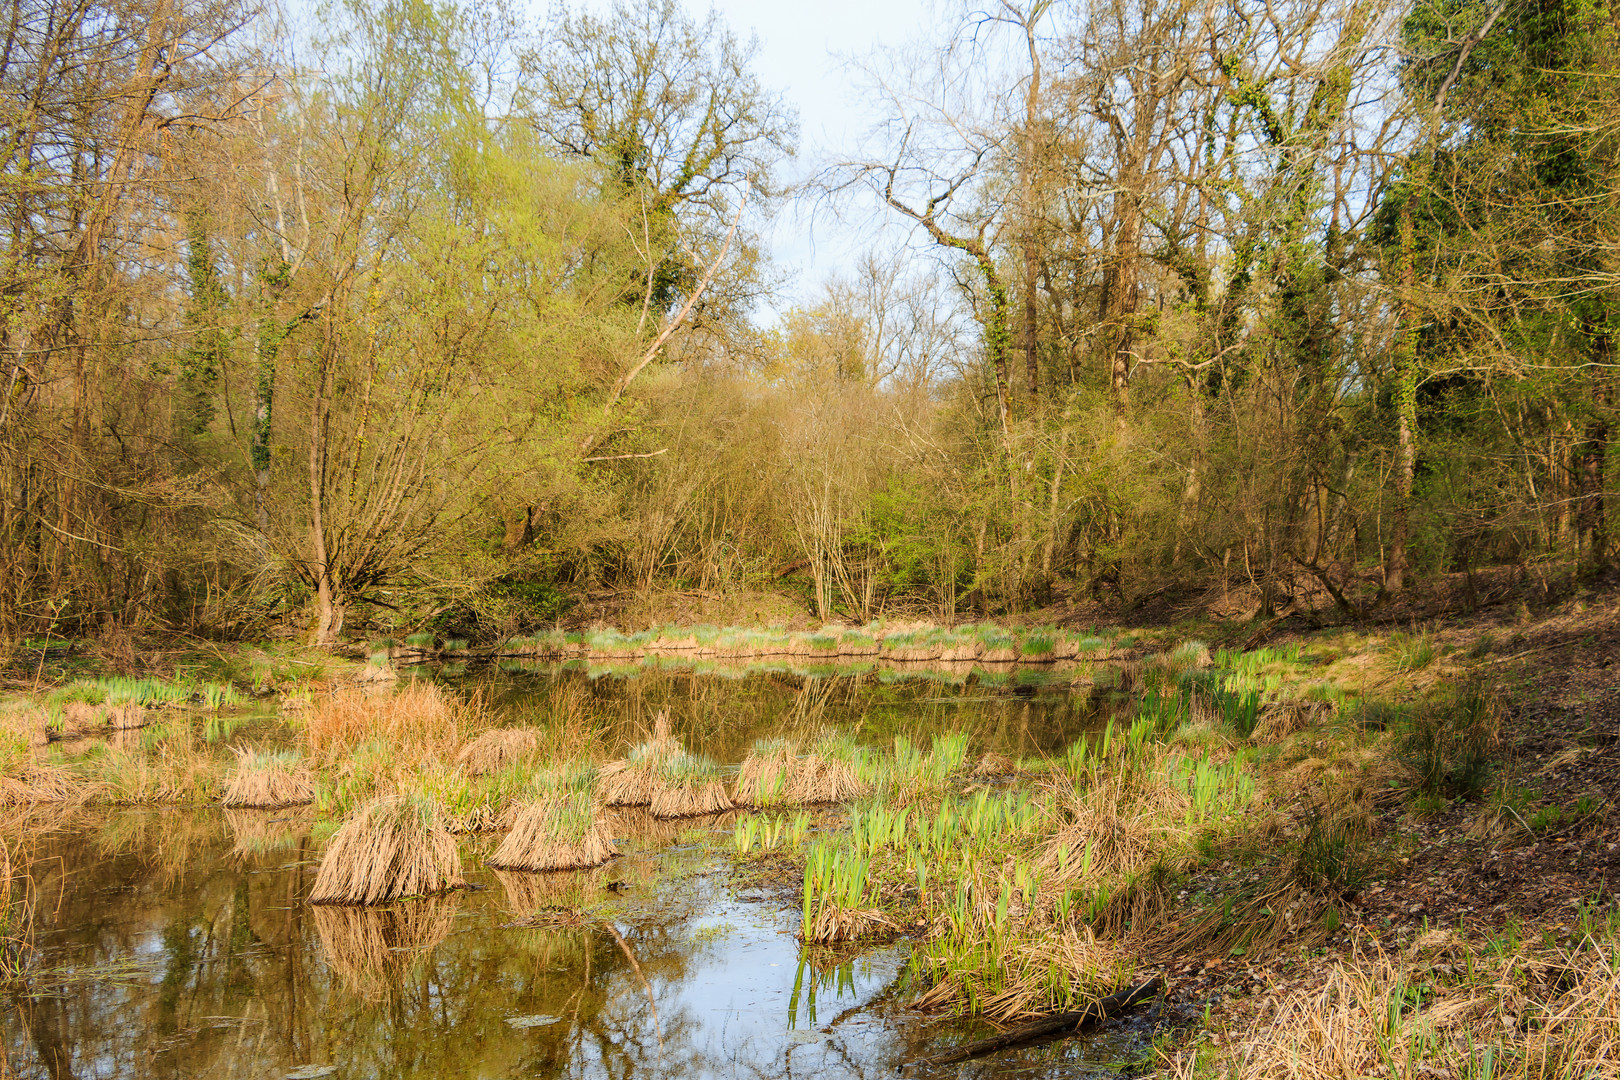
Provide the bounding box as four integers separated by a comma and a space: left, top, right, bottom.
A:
447, 665, 1106, 764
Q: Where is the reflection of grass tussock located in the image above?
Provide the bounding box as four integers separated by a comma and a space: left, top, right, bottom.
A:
309, 795, 465, 905
225, 808, 307, 858
489, 792, 617, 871
455, 729, 538, 776
313, 897, 457, 1002
605, 806, 731, 849
221, 748, 312, 808
494, 866, 608, 917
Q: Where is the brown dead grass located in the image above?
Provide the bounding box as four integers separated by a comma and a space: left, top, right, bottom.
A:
455, 728, 538, 777
972, 752, 1015, 777
969, 930, 1135, 1023
0, 762, 85, 806
488, 793, 618, 871
221, 748, 313, 808
1211, 945, 1620, 1080
303, 682, 490, 770
309, 795, 465, 905
600, 738, 680, 807
1039, 774, 1179, 882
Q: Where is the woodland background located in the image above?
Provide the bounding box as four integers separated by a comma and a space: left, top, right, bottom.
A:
1, 0, 1615, 644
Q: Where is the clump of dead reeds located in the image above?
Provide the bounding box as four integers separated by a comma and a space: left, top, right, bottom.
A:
221, 748, 313, 808
303, 682, 488, 771
600, 712, 681, 807
0, 762, 83, 806
972, 752, 1015, 777
650, 753, 733, 818
455, 728, 537, 776
914, 928, 1137, 1022
1039, 774, 1167, 883
733, 737, 865, 808
309, 794, 465, 905
488, 789, 617, 871
732, 739, 795, 807
313, 897, 457, 1002
599, 741, 672, 806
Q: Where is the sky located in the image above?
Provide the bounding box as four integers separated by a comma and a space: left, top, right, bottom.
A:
574, 0, 940, 316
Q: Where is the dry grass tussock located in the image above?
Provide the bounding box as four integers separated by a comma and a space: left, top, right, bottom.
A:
600, 739, 680, 806
804, 904, 897, 944
313, 897, 457, 1002
1208, 944, 1619, 1080
972, 752, 1015, 777
1252, 701, 1331, 743
919, 929, 1137, 1023
221, 748, 312, 808
0, 762, 85, 806
309, 795, 465, 904
732, 740, 864, 807
488, 793, 618, 871
455, 728, 538, 776
303, 682, 489, 769
1039, 774, 1184, 882
650, 754, 734, 818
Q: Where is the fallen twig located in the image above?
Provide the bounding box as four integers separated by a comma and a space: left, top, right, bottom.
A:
912, 976, 1162, 1067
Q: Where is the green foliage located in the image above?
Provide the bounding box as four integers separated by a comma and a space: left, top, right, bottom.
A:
1401, 681, 1500, 799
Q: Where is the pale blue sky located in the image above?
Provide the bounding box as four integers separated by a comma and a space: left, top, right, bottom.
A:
574, 0, 940, 314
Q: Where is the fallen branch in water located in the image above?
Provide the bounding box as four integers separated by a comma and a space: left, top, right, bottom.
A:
913, 976, 1163, 1068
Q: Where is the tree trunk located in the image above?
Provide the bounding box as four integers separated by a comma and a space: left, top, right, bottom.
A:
1578, 333, 1612, 570
1019, 14, 1042, 403
1386, 198, 1419, 594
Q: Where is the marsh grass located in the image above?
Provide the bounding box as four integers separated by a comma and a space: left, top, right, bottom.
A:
221, 748, 312, 808
1386, 626, 1441, 673
455, 728, 538, 776
303, 682, 490, 774
1402, 680, 1500, 800
650, 753, 733, 818
489, 789, 617, 871
309, 794, 465, 905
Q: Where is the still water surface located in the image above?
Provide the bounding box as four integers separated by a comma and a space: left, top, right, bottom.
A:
4, 667, 1142, 1080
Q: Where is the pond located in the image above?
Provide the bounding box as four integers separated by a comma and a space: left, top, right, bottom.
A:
3, 665, 1148, 1080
